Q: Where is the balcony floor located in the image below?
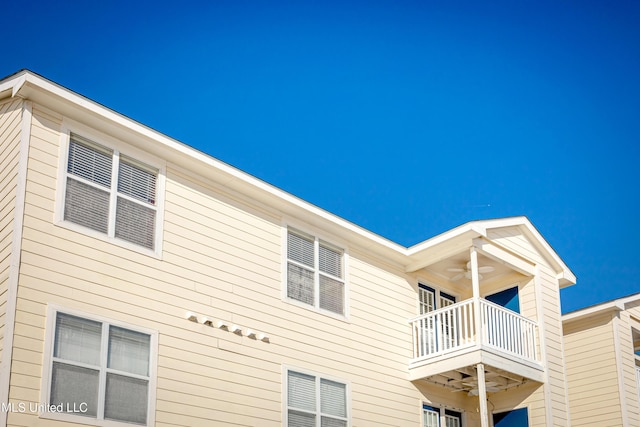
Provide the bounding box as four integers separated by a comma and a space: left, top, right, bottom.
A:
409, 345, 545, 393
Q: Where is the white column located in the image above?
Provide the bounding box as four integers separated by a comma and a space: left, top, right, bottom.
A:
477, 363, 489, 427
470, 247, 482, 344
470, 246, 481, 299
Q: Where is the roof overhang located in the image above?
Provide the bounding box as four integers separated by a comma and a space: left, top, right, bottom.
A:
405, 217, 576, 287
563, 292, 640, 323
0, 70, 578, 280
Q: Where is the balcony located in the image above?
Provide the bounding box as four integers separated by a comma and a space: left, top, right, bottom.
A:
408, 298, 544, 392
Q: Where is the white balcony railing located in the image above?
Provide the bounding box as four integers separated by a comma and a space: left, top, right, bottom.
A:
410, 298, 538, 364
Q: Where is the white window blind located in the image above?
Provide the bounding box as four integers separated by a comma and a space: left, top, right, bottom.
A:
423, 406, 439, 427
64, 134, 159, 251
445, 414, 461, 427
422, 405, 463, 427
287, 370, 348, 427
287, 230, 345, 316
419, 285, 435, 315
320, 379, 347, 423
50, 312, 152, 425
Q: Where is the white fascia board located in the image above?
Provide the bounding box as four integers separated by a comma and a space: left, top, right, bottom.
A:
512, 218, 576, 285
4, 71, 579, 277
618, 293, 640, 308
404, 227, 482, 272
562, 301, 626, 323
406, 223, 484, 255
470, 216, 576, 286
564, 293, 640, 323
0, 70, 28, 100
8, 71, 408, 261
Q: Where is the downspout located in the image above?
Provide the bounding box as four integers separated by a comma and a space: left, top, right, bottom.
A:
0, 98, 32, 427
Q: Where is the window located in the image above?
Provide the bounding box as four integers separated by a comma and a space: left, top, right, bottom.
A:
423, 405, 462, 427
418, 284, 458, 354
44, 308, 157, 426
418, 284, 456, 316
287, 229, 345, 315
286, 369, 348, 427
62, 133, 160, 251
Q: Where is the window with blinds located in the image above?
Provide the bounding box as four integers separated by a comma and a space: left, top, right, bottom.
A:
63, 134, 159, 251
287, 370, 348, 427
48, 311, 155, 425
423, 405, 462, 427
287, 229, 345, 316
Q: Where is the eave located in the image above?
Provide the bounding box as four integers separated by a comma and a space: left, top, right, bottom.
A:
0, 70, 578, 280
563, 292, 640, 323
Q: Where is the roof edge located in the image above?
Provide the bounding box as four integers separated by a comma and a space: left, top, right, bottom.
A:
3, 70, 408, 256
406, 216, 576, 285
0, 70, 578, 278
563, 292, 640, 322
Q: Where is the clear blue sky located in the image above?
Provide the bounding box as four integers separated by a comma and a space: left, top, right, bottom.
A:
3, 1, 639, 313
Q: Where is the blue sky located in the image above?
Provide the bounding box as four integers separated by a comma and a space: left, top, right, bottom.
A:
3, 1, 639, 312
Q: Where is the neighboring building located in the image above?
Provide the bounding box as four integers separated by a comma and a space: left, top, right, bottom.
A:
563, 293, 640, 427
0, 70, 577, 427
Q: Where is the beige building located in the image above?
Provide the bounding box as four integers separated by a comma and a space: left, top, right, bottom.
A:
0, 70, 577, 426
563, 293, 640, 426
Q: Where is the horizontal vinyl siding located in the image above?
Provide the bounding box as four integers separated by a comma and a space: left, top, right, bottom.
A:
618, 308, 640, 426
13, 101, 580, 426
487, 227, 570, 425
564, 314, 623, 426
10, 103, 433, 426
539, 265, 570, 426
0, 98, 23, 371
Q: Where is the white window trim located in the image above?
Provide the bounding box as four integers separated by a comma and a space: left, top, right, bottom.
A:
422, 402, 464, 427
40, 304, 159, 427
283, 365, 351, 427
417, 281, 459, 315
282, 222, 350, 320
55, 119, 166, 258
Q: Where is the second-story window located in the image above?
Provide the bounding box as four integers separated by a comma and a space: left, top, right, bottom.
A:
63, 133, 159, 251
419, 284, 456, 315
287, 229, 345, 316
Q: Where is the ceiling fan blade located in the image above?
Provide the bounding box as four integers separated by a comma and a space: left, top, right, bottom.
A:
446, 268, 465, 272
467, 386, 501, 396
478, 266, 495, 273
450, 273, 465, 281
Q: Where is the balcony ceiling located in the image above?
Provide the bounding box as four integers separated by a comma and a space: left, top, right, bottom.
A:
423, 365, 531, 396
425, 251, 521, 285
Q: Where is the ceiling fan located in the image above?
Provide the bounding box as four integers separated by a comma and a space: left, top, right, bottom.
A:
465, 381, 502, 396
450, 379, 502, 396
447, 261, 495, 282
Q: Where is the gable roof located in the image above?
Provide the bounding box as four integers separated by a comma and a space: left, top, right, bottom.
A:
0, 70, 576, 285
406, 216, 576, 286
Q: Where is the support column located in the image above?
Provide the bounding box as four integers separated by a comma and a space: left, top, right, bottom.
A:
477, 363, 489, 427
470, 246, 481, 300
470, 247, 482, 343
